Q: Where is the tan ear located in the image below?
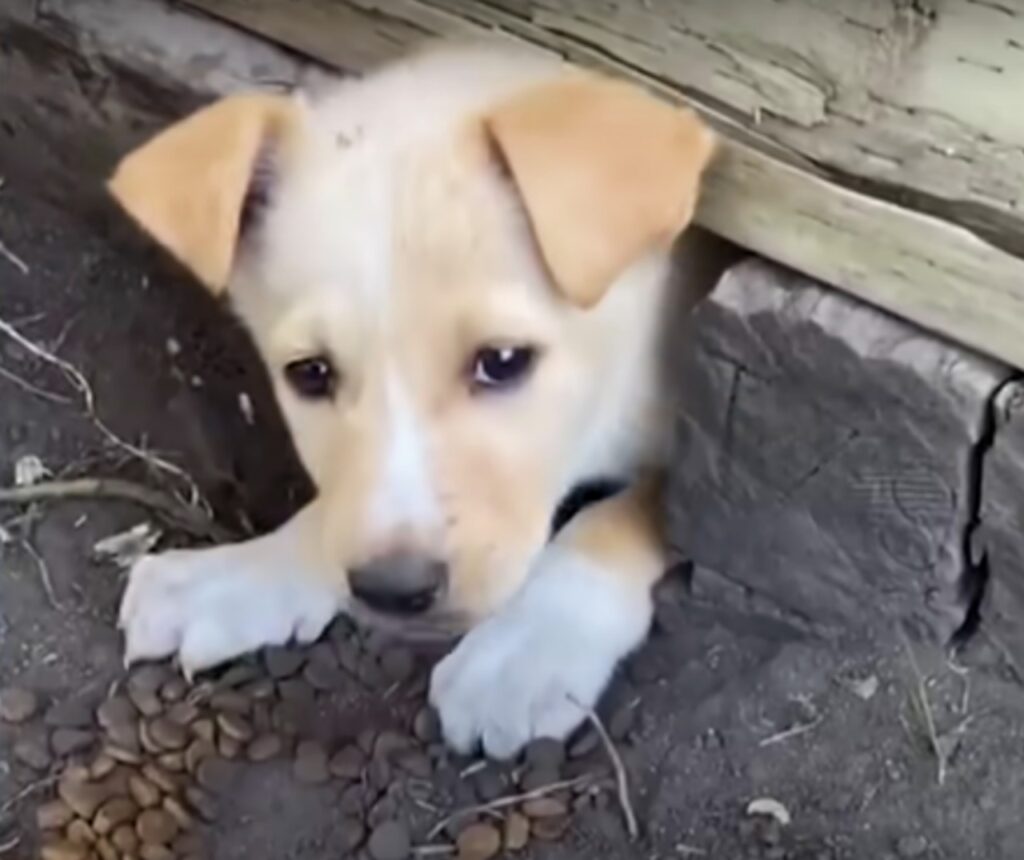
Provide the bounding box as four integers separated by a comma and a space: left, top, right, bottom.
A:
107, 93, 300, 292
485, 73, 716, 307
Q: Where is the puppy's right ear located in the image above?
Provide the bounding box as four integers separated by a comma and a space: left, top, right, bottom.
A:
108, 93, 300, 293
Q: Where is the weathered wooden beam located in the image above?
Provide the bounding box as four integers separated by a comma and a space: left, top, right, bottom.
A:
180, 0, 1024, 369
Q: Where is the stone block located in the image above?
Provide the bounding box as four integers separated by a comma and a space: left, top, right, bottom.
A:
667, 258, 1009, 641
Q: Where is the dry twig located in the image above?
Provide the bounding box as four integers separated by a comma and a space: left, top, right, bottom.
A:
426, 775, 592, 841
0, 477, 233, 542
19, 537, 62, 611
576, 701, 640, 840
899, 628, 946, 786
759, 714, 824, 748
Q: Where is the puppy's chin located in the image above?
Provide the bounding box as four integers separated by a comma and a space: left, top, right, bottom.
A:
345, 602, 470, 645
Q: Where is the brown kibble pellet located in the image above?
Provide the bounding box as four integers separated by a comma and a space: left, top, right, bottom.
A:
242, 678, 276, 701
66, 818, 97, 847
264, 646, 306, 679
456, 823, 502, 860
58, 774, 113, 820
524, 738, 566, 771
96, 696, 137, 730
104, 743, 143, 765
531, 815, 571, 841
89, 753, 117, 780
129, 774, 162, 809
140, 844, 176, 860
40, 839, 90, 860
160, 678, 188, 703
111, 825, 140, 853
328, 745, 366, 780
185, 785, 218, 823
94, 837, 118, 860
522, 797, 568, 819
293, 739, 330, 784
0, 686, 39, 723
412, 707, 441, 743
14, 732, 52, 771
93, 797, 138, 835
380, 647, 415, 682
218, 662, 262, 688
149, 716, 189, 751
247, 732, 283, 762
163, 795, 194, 830
140, 762, 180, 795
195, 756, 235, 793
367, 819, 411, 860
218, 733, 243, 759
128, 685, 163, 719
503, 811, 530, 852
210, 690, 250, 715
136, 808, 179, 845
37, 799, 75, 831
157, 751, 186, 772
190, 717, 216, 743
217, 711, 254, 743
166, 701, 200, 726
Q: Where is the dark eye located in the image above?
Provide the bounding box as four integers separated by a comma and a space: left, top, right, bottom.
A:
284, 356, 337, 400
470, 345, 537, 392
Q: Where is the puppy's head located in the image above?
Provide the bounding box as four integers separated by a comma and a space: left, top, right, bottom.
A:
108, 50, 715, 636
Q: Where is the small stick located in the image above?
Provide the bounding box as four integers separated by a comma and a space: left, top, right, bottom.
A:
759, 715, 823, 748
576, 701, 640, 840
0, 237, 28, 276
0, 363, 71, 404
0, 477, 233, 542
899, 628, 946, 786
20, 538, 62, 611
426, 775, 592, 841
0, 774, 58, 818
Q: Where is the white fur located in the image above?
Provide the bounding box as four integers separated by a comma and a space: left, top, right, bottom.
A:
368, 370, 442, 537
429, 544, 653, 758
119, 508, 341, 678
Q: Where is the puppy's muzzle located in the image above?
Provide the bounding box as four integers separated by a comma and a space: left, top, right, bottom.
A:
348, 552, 448, 615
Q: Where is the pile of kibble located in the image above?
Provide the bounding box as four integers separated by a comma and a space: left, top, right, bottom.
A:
0, 616, 637, 860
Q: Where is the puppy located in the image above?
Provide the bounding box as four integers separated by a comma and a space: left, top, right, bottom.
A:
108, 44, 715, 758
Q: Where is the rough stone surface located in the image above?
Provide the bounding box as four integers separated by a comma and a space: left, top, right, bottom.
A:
668, 258, 1010, 641
980, 379, 1024, 664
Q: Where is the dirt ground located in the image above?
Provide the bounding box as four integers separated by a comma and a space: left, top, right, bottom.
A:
2, 177, 1024, 860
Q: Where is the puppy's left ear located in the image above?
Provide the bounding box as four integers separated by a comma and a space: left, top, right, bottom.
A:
485, 73, 716, 308
108, 93, 300, 293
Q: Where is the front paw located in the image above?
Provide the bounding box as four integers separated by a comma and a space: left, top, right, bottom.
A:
429, 550, 652, 758
119, 546, 340, 677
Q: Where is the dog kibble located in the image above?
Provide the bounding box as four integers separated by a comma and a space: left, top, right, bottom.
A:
503, 812, 530, 852
195, 756, 234, 793
190, 717, 216, 744
166, 701, 201, 726
163, 794, 194, 830
51, 728, 94, 758
94, 836, 118, 860
185, 738, 216, 775
40, 840, 90, 860
97, 696, 137, 730
522, 797, 568, 819
335, 640, 362, 674
472, 766, 507, 803
395, 750, 432, 779
337, 815, 367, 853
294, 739, 330, 784
329, 744, 366, 780
141, 762, 181, 795
531, 815, 571, 841
456, 822, 502, 860
158, 751, 186, 772
210, 690, 250, 715
136, 808, 179, 845
150, 716, 190, 751
128, 686, 164, 719
380, 647, 415, 682
90, 754, 118, 780
66, 818, 97, 846
412, 707, 441, 743
0, 686, 39, 723
140, 843, 176, 860
129, 665, 172, 694
129, 774, 163, 809
37, 799, 75, 831
105, 742, 144, 765
264, 646, 306, 679
160, 678, 189, 703
367, 820, 412, 860
218, 662, 262, 689
247, 732, 283, 762
111, 824, 140, 853
217, 711, 254, 743
184, 785, 218, 823
303, 657, 347, 691
518, 766, 561, 793
242, 678, 276, 701
524, 738, 566, 771
278, 678, 315, 705
93, 796, 138, 835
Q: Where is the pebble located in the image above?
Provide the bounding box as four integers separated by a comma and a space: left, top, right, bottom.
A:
97, 696, 137, 731
329, 744, 366, 780
247, 733, 284, 762
278, 678, 315, 705
44, 698, 95, 730
93, 797, 139, 835
519, 766, 561, 793
136, 808, 179, 845
456, 823, 502, 860
40, 840, 90, 860
367, 820, 412, 860
293, 740, 330, 784
15, 732, 53, 770
335, 640, 362, 675
395, 750, 432, 779
0, 686, 39, 723
195, 756, 235, 793
50, 728, 94, 758
412, 707, 441, 743
36, 799, 75, 831
129, 774, 163, 809
264, 646, 306, 679
472, 766, 507, 803
522, 797, 569, 819
217, 711, 254, 743
218, 733, 243, 759
524, 738, 566, 771
503, 812, 530, 852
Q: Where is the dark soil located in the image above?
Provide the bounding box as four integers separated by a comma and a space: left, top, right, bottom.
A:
2, 177, 1024, 860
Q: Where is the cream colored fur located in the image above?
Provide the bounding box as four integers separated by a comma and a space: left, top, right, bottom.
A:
109, 44, 714, 757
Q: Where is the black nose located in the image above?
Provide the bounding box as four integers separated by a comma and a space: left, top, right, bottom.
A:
348, 553, 447, 615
